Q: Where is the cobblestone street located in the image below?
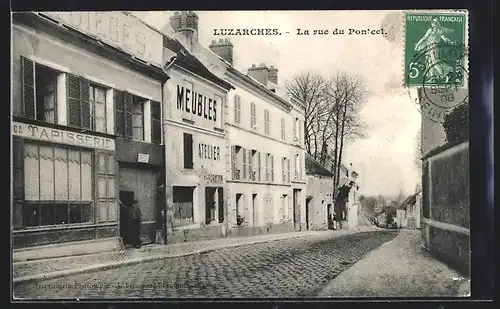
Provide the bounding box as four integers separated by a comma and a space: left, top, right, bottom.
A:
14, 231, 398, 299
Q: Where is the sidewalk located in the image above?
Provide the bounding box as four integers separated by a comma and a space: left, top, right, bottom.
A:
14, 230, 328, 285
318, 229, 470, 298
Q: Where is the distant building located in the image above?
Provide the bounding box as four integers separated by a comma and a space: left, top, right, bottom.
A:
305, 153, 334, 231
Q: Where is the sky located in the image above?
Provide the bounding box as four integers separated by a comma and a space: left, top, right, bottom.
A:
134, 10, 422, 197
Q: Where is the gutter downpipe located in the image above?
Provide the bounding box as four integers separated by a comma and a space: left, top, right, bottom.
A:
161, 56, 177, 245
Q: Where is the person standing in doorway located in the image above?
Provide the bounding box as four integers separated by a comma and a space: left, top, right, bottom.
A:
130, 201, 142, 248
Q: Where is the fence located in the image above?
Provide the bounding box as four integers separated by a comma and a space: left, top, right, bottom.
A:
421, 141, 470, 276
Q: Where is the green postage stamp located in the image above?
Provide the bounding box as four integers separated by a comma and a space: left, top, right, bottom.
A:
404, 12, 467, 87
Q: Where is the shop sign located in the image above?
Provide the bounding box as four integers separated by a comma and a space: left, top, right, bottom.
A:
198, 142, 221, 161
137, 153, 150, 163
176, 85, 220, 123
204, 174, 223, 185
40, 11, 163, 67
12, 122, 115, 151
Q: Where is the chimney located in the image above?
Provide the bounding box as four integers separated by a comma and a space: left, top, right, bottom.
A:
268, 65, 278, 84
169, 11, 199, 48
247, 63, 269, 86
209, 38, 234, 65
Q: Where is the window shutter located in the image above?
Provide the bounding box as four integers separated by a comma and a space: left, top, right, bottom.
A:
271, 155, 274, 182
298, 120, 302, 143
124, 92, 133, 139
257, 151, 261, 181
67, 73, 81, 126
293, 119, 297, 140
249, 150, 254, 180
234, 95, 239, 124
80, 77, 91, 129
21, 56, 35, 119
287, 159, 290, 183
183, 133, 193, 169
151, 100, 162, 144
231, 146, 236, 179
242, 147, 247, 179
281, 158, 285, 182
114, 90, 125, 136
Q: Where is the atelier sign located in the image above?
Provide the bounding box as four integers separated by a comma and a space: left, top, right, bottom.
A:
176, 85, 218, 122
137, 153, 150, 163
198, 143, 221, 161
12, 122, 115, 151
204, 174, 223, 185
40, 11, 163, 67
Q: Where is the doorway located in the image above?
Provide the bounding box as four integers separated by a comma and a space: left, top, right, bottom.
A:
327, 203, 333, 229
236, 193, 244, 226
119, 190, 134, 244
205, 187, 216, 224
293, 189, 301, 231
252, 194, 257, 226
218, 188, 224, 223
118, 167, 158, 244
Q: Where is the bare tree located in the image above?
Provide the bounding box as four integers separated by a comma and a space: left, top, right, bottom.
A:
285, 72, 330, 162
286, 71, 366, 190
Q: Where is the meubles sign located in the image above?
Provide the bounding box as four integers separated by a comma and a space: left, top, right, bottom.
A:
40, 11, 163, 67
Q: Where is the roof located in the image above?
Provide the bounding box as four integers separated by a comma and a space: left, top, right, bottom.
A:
305, 153, 334, 177
401, 190, 422, 208
163, 36, 234, 91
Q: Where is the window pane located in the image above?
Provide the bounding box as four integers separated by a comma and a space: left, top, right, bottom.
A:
98, 153, 107, 173
40, 204, 55, 226
82, 203, 93, 223
89, 86, 95, 101
55, 203, 68, 224
81, 151, 92, 201
107, 155, 115, 174
54, 148, 69, 201
98, 176, 107, 198
133, 127, 143, 140
68, 150, 81, 201
107, 201, 117, 222
97, 201, 108, 222
132, 113, 143, 126
95, 117, 105, 133
95, 88, 106, 102
107, 177, 115, 198
23, 203, 39, 227
39, 146, 55, 200
69, 204, 82, 224
24, 144, 40, 201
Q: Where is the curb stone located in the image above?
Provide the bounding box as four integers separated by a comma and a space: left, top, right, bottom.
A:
13, 232, 321, 285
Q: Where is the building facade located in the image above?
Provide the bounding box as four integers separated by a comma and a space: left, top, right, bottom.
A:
11, 12, 167, 260
162, 33, 234, 243
305, 154, 334, 231
164, 11, 307, 239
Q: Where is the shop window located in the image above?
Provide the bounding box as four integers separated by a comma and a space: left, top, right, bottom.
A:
20, 57, 59, 123
183, 133, 193, 169
173, 186, 194, 226
22, 143, 93, 227
96, 152, 116, 223
89, 84, 107, 133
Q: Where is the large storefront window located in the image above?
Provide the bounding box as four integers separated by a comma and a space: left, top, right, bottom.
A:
23, 143, 93, 227
96, 152, 117, 223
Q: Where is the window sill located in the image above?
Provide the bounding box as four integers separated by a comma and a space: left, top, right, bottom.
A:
13, 222, 117, 233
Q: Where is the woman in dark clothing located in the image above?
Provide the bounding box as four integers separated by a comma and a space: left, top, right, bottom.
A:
130, 201, 142, 248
